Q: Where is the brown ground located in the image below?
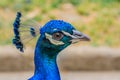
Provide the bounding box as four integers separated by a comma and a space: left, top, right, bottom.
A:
0, 71, 120, 80
0, 45, 120, 71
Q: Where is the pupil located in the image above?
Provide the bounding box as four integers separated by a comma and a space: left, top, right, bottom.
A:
56, 34, 60, 37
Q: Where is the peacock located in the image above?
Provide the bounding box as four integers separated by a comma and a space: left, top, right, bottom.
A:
12, 12, 90, 80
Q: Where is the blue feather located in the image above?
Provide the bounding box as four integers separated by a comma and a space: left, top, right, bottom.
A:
30, 27, 36, 37
12, 12, 39, 52
12, 12, 24, 52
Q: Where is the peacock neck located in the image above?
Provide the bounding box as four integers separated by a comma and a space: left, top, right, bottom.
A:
29, 38, 61, 80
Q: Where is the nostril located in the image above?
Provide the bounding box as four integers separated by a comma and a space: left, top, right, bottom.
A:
76, 34, 82, 37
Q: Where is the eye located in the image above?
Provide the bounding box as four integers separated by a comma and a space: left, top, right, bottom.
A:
52, 32, 63, 40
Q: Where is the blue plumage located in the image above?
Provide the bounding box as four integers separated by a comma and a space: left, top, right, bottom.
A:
12, 12, 90, 80
12, 12, 24, 52
40, 20, 74, 34
30, 27, 36, 37
12, 12, 37, 52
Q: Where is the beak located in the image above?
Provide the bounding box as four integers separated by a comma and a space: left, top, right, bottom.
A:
70, 30, 90, 43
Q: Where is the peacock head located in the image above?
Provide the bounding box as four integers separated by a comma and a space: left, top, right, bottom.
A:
37, 20, 90, 56
13, 12, 90, 55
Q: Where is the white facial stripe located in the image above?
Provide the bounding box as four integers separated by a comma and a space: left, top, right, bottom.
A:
70, 39, 80, 44
45, 33, 64, 45
62, 31, 77, 39
62, 30, 81, 44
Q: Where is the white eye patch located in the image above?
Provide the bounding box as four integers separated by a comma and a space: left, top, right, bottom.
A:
62, 31, 77, 39
45, 33, 64, 45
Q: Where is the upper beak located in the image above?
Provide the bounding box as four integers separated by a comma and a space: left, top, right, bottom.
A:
70, 30, 90, 43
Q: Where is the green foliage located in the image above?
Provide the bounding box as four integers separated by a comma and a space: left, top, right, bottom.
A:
0, 0, 120, 47
77, 8, 90, 16
50, 0, 62, 8
69, 0, 81, 6
48, 14, 56, 19
0, 0, 14, 8
105, 36, 113, 46
34, 15, 43, 21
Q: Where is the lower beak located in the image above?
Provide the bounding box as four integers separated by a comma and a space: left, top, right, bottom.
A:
70, 30, 90, 43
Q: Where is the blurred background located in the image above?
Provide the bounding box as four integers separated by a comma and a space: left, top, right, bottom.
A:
0, 0, 120, 80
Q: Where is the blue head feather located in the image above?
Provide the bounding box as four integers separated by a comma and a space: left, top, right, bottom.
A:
40, 20, 74, 34
12, 12, 24, 52
12, 12, 37, 52
30, 27, 36, 37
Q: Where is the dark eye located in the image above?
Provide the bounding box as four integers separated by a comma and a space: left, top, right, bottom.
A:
52, 32, 63, 40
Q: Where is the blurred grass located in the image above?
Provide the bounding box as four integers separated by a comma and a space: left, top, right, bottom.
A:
0, 0, 120, 47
